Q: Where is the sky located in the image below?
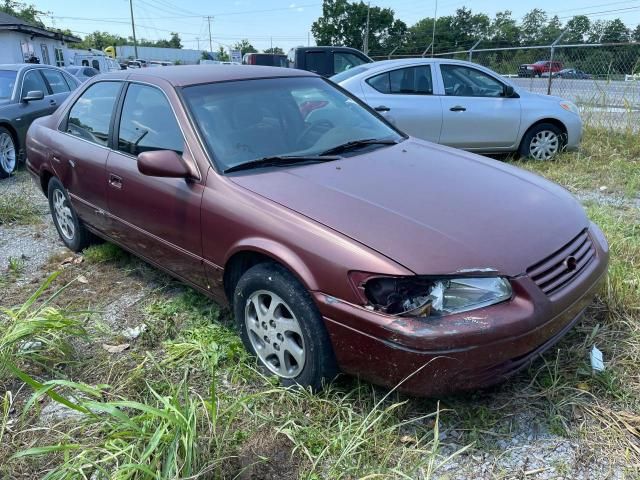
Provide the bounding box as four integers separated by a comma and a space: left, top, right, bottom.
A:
31, 0, 640, 53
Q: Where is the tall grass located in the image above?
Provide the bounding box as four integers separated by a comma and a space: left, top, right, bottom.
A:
0, 272, 87, 387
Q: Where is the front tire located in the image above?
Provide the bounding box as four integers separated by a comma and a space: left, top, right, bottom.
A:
47, 177, 93, 251
519, 123, 564, 161
234, 262, 338, 391
0, 127, 17, 178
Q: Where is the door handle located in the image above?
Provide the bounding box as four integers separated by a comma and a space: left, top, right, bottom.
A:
49, 99, 57, 106
108, 173, 123, 189
449, 106, 466, 112
374, 105, 391, 112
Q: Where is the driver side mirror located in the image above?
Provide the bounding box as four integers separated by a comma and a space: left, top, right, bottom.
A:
22, 90, 44, 102
137, 149, 193, 178
503, 85, 517, 98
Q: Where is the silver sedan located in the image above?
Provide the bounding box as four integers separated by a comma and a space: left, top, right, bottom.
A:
332, 58, 583, 160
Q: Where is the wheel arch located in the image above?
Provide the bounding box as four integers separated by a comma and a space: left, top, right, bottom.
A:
222, 239, 318, 303
520, 118, 568, 148
0, 121, 19, 149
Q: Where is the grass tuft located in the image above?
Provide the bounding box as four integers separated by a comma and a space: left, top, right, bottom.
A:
0, 192, 42, 225
82, 243, 127, 264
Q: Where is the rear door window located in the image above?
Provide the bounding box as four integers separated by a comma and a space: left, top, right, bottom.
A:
305, 51, 327, 74
65, 81, 121, 146
42, 69, 71, 94
367, 66, 433, 95
117, 83, 183, 156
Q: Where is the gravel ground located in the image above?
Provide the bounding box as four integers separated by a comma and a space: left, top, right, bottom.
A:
0, 173, 67, 292
0, 172, 631, 479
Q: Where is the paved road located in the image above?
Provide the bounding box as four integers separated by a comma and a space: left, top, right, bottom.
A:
508, 77, 640, 130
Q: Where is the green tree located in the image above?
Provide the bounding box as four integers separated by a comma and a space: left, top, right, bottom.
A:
564, 15, 591, 43
77, 31, 127, 50
264, 46, 284, 54
0, 0, 46, 27
520, 9, 548, 45
490, 10, 520, 47
588, 19, 609, 43
233, 39, 257, 56
601, 18, 629, 43
540, 15, 562, 44
216, 46, 229, 61
634, 24, 640, 42
450, 7, 490, 48
311, 0, 406, 54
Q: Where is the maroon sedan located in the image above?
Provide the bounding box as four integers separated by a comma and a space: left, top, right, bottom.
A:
25, 66, 608, 396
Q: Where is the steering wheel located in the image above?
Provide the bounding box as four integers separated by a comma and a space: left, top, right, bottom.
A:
295, 119, 334, 149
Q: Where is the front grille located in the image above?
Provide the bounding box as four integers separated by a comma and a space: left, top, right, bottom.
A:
527, 229, 595, 296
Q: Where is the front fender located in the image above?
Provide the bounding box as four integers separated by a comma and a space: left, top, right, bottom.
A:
225, 237, 319, 291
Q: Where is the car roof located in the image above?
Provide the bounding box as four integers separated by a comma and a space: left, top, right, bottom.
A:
98, 64, 316, 86
0, 63, 55, 72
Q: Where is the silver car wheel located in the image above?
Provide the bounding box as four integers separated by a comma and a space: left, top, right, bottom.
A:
245, 289, 306, 378
52, 189, 75, 241
0, 132, 16, 174
529, 130, 560, 160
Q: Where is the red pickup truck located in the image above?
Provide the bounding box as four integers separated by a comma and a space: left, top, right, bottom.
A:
518, 61, 563, 77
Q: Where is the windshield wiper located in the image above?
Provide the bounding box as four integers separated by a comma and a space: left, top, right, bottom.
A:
319, 138, 399, 156
224, 155, 340, 174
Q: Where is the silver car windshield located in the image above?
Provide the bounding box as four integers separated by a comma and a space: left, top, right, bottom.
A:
0, 70, 17, 99
182, 76, 402, 171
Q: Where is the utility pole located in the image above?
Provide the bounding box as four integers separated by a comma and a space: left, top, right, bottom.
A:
207, 16, 213, 54
431, 0, 438, 57
129, 0, 138, 59
363, 2, 370, 55
196, 37, 200, 50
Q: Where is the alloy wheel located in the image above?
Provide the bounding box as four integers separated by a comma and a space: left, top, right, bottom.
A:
0, 132, 16, 174
529, 130, 560, 160
245, 289, 306, 378
52, 189, 75, 241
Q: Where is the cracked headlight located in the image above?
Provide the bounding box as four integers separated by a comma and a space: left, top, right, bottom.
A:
352, 274, 512, 317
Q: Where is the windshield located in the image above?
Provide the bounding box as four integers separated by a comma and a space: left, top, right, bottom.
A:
0, 70, 17, 99
182, 76, 402, 172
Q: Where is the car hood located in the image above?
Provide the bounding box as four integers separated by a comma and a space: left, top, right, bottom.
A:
229, 140, 588, 277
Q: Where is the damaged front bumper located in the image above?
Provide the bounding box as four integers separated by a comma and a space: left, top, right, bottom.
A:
314, 224, 609, 396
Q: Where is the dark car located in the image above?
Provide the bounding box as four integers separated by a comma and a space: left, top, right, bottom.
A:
0, 64, 80, 177
65, 66, 100, 82
288, 46, 372, 77
26, 66, 608, 396
553, 69, 591, 79
242, 53, 288, 67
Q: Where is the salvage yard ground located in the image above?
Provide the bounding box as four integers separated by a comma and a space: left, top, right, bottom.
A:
0, 128, 639, 479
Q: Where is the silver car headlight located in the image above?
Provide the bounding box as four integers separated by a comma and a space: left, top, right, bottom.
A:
354, 274, 512, 317
560, 101, 580, 116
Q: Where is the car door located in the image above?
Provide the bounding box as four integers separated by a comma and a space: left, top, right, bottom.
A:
362, 64, 443, 143
105, 82, 207, 287
40, 68, 74, 111
16, 68, 52, 126
438, 63, 521, 149
52, 80, 122, 232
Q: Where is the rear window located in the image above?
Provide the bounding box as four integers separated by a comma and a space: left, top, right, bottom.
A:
0, 70, 17, 99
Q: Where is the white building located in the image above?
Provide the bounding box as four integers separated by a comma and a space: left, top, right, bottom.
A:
0, 11, 80, 66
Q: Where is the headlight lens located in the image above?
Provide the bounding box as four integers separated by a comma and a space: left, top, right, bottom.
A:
560, 101, 580, 115
358, 275, 512, 317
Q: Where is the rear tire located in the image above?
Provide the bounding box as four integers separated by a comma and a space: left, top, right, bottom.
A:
47, 177, 93, 252
0, 127, 17, 178
518, 123, 564, 161
234, 262, 338, 391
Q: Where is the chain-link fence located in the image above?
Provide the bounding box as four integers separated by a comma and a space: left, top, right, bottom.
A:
372, 42, 640, 131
